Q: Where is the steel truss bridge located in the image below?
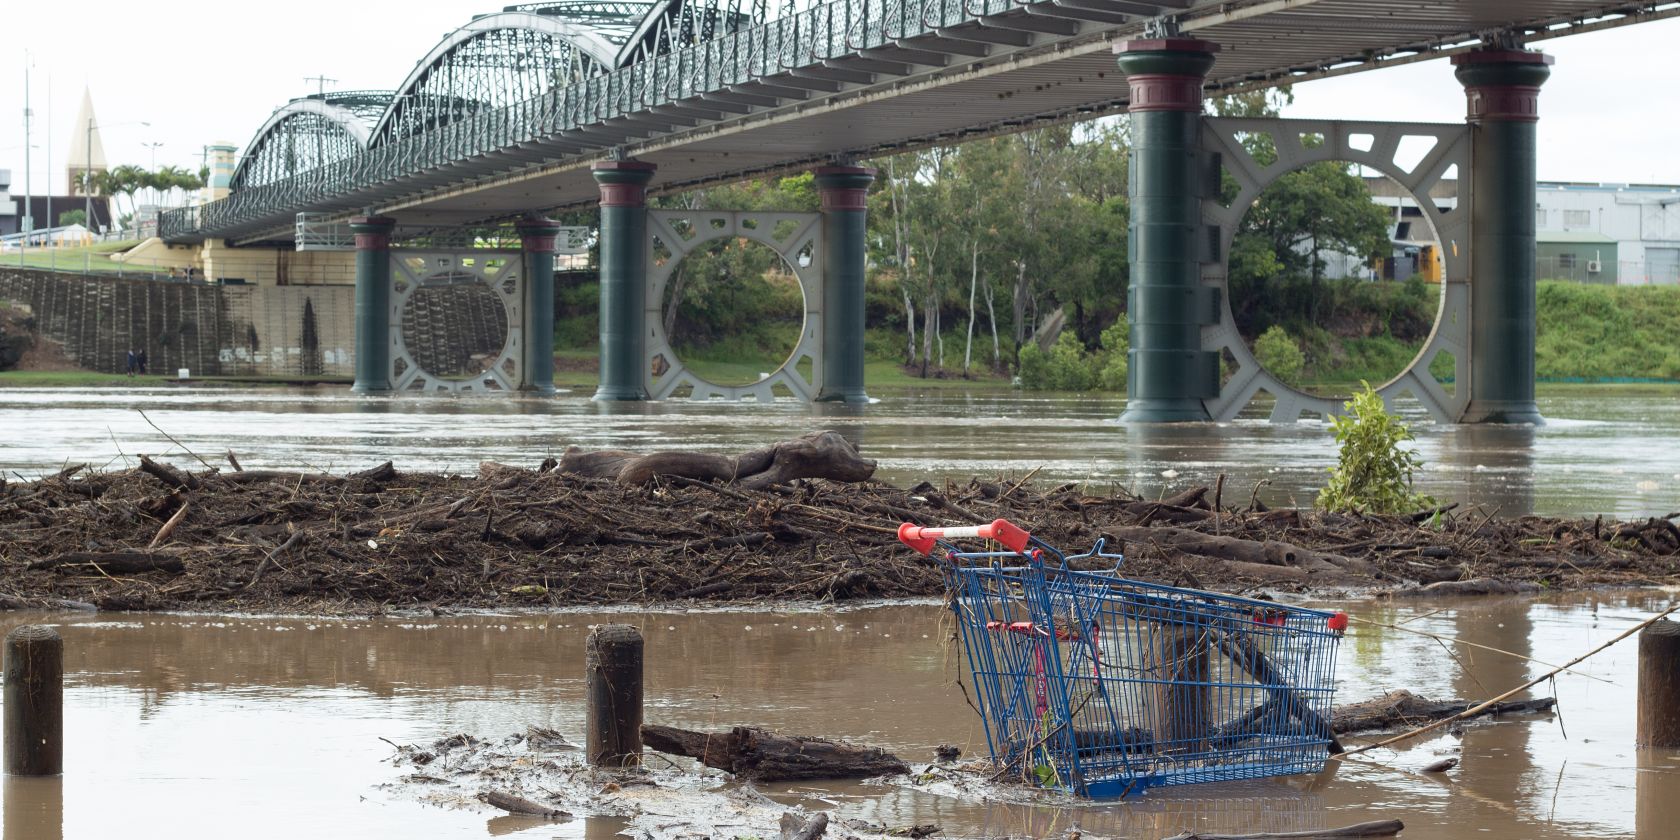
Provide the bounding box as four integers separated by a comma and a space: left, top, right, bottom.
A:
162, 0, 1680, 246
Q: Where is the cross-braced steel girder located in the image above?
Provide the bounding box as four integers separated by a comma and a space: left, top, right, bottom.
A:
367, 11, 622, 149
231, 98, 377, 191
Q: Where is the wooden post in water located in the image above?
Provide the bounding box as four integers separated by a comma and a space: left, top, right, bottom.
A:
4, 625, 63, 776
1149, 624, 1210, 756
1638, 618, 1680, 746
586, 624, 643, 767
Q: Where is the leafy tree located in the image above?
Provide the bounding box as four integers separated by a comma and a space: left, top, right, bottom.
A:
57, 209, 86, 227
1096, 318, 1129, 391
1255, 325, 1305, 386
1018, 331, 1097, 391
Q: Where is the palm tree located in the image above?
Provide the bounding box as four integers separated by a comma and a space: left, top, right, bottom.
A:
108, 165, 147, 229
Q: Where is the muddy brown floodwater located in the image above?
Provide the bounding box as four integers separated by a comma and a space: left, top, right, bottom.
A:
2, 387, 1678, 518
1, 591, 1677, 839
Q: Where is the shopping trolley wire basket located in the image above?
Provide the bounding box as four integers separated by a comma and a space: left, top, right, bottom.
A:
900, 518, 1348, 798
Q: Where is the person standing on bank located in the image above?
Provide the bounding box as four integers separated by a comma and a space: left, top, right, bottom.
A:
137, 349, 148, 375
125, 349, 137, 377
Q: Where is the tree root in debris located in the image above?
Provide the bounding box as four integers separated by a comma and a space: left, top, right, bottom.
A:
559, 431, 875, 489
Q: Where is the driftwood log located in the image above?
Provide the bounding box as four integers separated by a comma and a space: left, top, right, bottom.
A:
1107, 525, 1373, 583
1163, 820, 1404, 840
779, 812, 829, 840
560, 431, 875, 489
641, 724, 908, 781
478, 790, 570, 819
1330, 689, 1555, 734
29, 552, 184, 575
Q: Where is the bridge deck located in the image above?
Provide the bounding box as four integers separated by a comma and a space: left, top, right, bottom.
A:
172, 0, 1679, 245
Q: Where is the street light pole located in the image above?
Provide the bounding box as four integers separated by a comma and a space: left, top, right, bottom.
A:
22, 57, 32, 237
142, 141, 164, 205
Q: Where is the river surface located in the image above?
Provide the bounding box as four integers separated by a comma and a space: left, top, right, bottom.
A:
0, 386, 1677, 518
0, 592, 1676, 839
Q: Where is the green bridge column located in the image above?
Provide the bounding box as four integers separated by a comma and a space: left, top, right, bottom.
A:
1455, 49, 1553, 425
518, 215, 563, 395
1115, 39, 1220, 423
350, 215, 397, 394
814, 165, 877, 403
592, 160, 656, 401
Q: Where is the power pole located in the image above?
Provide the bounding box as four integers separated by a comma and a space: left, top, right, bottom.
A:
22, 56, 32, 236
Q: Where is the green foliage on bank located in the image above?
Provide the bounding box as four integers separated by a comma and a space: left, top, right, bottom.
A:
1017, 320, 1129, 391
1536, 281, 1680, 380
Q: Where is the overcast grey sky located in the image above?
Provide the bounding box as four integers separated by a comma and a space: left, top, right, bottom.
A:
5, 2, 1679, 196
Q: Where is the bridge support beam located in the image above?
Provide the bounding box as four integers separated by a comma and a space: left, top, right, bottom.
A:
814, 165, 877, 403
519, 215, 563, 395
1115, 39, 1220, 423
1456, 49, 1553, 425
350, 215, 397, 394
592, 160, 657, 401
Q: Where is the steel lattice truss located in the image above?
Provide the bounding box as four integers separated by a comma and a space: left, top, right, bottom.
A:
502, 2, 660, 44
618, 1, 792, 67
231, 97, 384, 190
162, 1, 1680, 244
369, 13, 621, 148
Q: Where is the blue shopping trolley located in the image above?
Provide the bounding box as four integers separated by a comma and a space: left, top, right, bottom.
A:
900, 518, 1348, 798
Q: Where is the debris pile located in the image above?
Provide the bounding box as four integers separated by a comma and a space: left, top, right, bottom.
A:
2, 432, 1676, 613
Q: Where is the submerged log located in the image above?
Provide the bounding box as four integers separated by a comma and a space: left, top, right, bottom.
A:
1163, 820, 1404, 840
560, 431, 875, 488
641, 724, 908, 781
1331, 689, 1555, 734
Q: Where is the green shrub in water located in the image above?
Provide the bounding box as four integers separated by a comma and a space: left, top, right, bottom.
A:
1317, 382, 1435, 514
1018, 332, 1098, 391
1254, 325, 1304, 387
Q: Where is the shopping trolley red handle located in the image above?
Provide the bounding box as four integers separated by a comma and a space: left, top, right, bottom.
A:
898, 519, 1032, 555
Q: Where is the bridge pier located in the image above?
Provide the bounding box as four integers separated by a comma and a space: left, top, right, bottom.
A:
350, 215, 397, 394
814, 165, 877, 403
1456, 49, 1553, 425
592, 160, 657, 401
1115, 39, 1221, 423
518, 215, 563, 394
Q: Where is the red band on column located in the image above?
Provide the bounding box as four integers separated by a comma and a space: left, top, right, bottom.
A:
592, 160, 657, 208
1125, 74, 1206, 112
517, 217, 562, 253
814, 166, 876, 211
350, 215, 395, 250
597, 183, 647, 207
1463, 85, 1542, 122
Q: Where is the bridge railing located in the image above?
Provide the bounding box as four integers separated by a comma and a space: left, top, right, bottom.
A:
163, 0, 1032, 240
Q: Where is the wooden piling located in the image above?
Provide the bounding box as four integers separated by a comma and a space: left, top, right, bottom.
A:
4, 625, 63, 776
1150, 624, 1210, 755
1638, 618, 1680, 747
586, 623, 643, 767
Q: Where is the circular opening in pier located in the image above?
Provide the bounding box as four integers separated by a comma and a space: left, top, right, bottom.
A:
1228, 163, 1447, 399
657, 236, 806, 389
399, 277, 510, 380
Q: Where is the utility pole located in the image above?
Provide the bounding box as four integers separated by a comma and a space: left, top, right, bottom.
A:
45, 70, 51, 234
22, 55, 32, 236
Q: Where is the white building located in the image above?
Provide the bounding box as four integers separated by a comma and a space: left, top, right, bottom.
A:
1536, 182, 1680, 285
